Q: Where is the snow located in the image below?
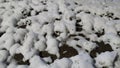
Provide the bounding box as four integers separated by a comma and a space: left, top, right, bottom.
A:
54, 21, 68, 41
34, 39, 46, 51
76, 12, 94, 33
95, 51, 117, 68
93, 16, 106, 32
0, 62, 6, 68
14, 28, 27, 43
46, 35, 60, 58
99, 33, 120, 51
0, 50, 8, 62
76, 37, 98, 53
9, 43, 20, 56
16, 65, 28, 68
7, 61, 17, 68
43, 57, 52, 63
51, 58, 72, 68
0, 0, 120, 68
19, 31, 37, 60
29, 55, 48, 68
70, 52, 94, 68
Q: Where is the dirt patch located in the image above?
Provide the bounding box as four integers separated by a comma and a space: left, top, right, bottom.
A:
59, 44, 78, 59
13, 53, 30, 65
90, 41, 113, 58
39, 44, 78, 63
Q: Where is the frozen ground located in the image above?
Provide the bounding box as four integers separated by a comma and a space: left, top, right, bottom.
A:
0, 0, 120, 68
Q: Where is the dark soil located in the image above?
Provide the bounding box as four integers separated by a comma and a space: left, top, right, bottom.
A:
13, 20, 114, 64
39, 44, 78, 63
13, 53, 30, 65
90, 41, 113, 58
12, 33, 114, 65
59, 44, 78, 59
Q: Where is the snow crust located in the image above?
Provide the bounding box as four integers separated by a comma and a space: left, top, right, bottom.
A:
0, 0, 120, 68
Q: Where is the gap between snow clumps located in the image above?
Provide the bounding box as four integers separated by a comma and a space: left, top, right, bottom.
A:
0, 0, 120, 68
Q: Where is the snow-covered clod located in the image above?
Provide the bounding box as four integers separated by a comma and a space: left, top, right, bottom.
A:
0, 0, 120, 68
95, 51, 117, 68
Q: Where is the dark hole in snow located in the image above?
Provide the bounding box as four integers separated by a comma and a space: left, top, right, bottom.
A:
76, 20, 82, 32
85, 50, 89, 52
76, 26, 82, 32
41, 1, 46, 5
78, 34, 85, 37
100, 14, 104, 17
26, 12, 31, 17
77, 10, 82, 13
1, 48, 7, 50
52, 31, 61, 37
102, 66, 107, 68
68, 34, 81, 40
69, 16, 75, 21
92, 27, 94, 31
35, 11, 42, 15
43, 9, 48, 12
66, 3, 70, 6
59, 44, 78, 59
52, 32, 58, 38
78, 34, 90, 41
117, 31, 120, 36
41, 2, 46, 5
58, 12, 62, 15
74, 38, 79, 41
43, 3, 46, 5
99, 13, 116, 19
85, 11, 91, 14
44, 22, 49, 24
105, 12, 114, 18
76, 19, 81, 23
69, 17, 73, 21
76, 45, 82, 48
26, 20, 31, 25
18, 25, 26, 28
113, 55, 119, 67
85, 38, 90, 41
74, 2, 78, 5
0, 32, 5, 37
17, 40, 22, 45
55, 18, 61, 21
0, 18, 2, 23
44, 33, 47, 37
30, 8, 33, 11
68, 34, 77, 38
71, 9, 74, 11
13, 53, 30, 65
94, 13, 97, 15
22, 11, 31, 18
90, 41, 113, 58
95, 29, 104, 37
114, 17, 120, 20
